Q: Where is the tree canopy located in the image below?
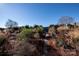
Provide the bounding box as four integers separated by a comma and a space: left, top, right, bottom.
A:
5, 19, 18, 28
58, 16, 75, 25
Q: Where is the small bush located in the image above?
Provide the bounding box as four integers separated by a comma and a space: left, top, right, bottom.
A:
73, 37, 79, 44
0, 35, 6, 46
18, 28, 32, 40
0, 35, 7, 56
57, 39, 64, 47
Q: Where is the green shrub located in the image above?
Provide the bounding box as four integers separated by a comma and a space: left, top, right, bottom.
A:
57, 39, 64, 47
33, 25, 44, 33
0, 35, 7, 56
73, 37, 79, 44
0, 35, 5, 46
18, 28, 32, 40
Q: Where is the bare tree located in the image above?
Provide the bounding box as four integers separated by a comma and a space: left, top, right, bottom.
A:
5, 19, 18, 28
58, 16, 75, 25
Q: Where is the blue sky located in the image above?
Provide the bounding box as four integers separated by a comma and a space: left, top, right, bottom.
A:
0, 3, 79, 27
